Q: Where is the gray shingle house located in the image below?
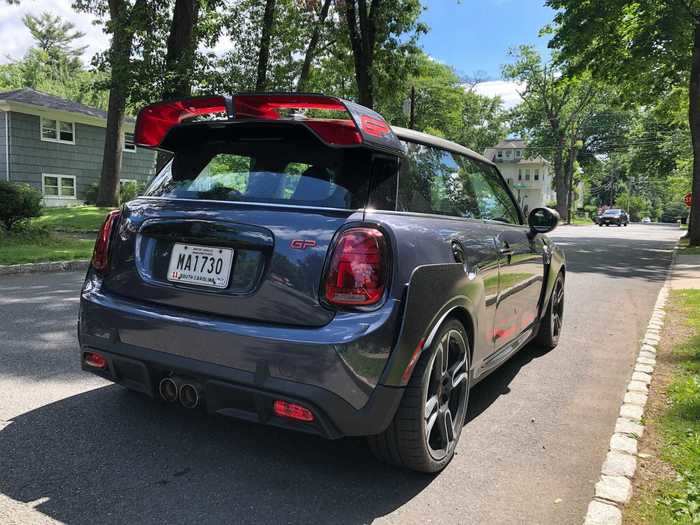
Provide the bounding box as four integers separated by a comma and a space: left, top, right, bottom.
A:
0, 88, 156, 207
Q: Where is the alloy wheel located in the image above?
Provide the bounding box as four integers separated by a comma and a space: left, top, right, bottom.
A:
424, 329, 469, 461
551, 278, 565, 338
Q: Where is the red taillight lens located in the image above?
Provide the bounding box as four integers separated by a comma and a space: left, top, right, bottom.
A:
91, 210, 121, 273
84, 351, 107, 369
134, 96, 227, 147
305, 120, 362, 145
273, 400, 315, 422
324, 228, 387, 306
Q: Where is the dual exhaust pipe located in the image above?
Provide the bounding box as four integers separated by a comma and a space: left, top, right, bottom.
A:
159, 376, 201, 409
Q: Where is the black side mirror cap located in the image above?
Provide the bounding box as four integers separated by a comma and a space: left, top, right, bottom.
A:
528, 207, 560, 235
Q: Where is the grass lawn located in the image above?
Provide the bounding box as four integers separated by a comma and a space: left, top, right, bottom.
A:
32, 206, 115, 232
0, 232, 94, 265
626, 290, 700, 524
679, 238, 700, 255
566, 216, 593, 226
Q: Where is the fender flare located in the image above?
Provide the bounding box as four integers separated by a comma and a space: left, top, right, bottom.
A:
379, 263, 480, 387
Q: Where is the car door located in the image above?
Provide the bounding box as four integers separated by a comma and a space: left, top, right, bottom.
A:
461, 158, 546, 349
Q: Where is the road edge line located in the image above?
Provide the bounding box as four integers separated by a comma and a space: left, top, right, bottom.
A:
0, 260, 89, 276
583, 247, 676, 525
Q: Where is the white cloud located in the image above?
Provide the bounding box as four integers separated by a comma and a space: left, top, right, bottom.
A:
0, 0, 109, 65
473, 80, 525, 109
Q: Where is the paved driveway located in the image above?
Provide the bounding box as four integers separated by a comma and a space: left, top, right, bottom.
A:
0, 223, 682, 524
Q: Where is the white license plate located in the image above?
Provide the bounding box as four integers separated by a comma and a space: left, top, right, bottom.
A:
167, 243, 234, 289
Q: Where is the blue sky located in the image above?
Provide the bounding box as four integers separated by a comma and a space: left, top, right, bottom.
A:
419, 0, 556, 79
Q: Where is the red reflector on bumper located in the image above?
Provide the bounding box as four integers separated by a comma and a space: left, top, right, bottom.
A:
84, 351, 107, 369
273, 400, 315, 422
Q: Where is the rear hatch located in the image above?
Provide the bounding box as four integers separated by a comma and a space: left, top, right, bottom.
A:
103, 122, 395, 327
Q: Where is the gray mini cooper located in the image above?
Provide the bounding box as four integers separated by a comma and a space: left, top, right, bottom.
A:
79, 93, 565, 473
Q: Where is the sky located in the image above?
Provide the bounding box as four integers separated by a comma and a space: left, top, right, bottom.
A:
0, 0, 556, 108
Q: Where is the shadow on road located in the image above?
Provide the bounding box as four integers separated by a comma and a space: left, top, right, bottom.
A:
551, 233, 675, 282
0, 386, 431, 525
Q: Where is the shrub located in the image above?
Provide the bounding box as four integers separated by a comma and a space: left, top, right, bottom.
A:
661, 202, 689, 223
0, 181, 43, 231
119, 181, 145, 203
82, 183, 99, 205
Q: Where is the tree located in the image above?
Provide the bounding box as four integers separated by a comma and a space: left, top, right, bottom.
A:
75, 0, 148, 207
340, 0, 424, 108
22, 12, 87, 69
163, 0, 201, 100
297, 0, 333, 92
256, 0, 277, 90
504, 46, 597, 220
545, 0, 700, 243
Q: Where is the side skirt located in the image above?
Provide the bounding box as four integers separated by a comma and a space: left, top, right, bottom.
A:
471, 322, 539, 385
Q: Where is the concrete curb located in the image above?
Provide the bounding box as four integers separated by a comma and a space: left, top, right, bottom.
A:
583, 250, 676, 525
0, 260, 89, 276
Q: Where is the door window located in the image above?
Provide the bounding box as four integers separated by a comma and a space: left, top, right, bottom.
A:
455, 157, 521, 224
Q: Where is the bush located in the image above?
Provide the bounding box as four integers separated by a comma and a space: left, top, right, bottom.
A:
661, 202, 689, 223
119, 181, 145, 203
82, 183, 99, 205
0, 182, 43, 231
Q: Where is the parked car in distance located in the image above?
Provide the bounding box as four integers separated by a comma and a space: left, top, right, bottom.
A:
79, 93, 566, 473
642, 217, 651, 224
598, 208, 629, 227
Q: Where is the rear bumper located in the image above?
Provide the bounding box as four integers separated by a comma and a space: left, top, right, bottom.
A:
79, 272, 405, 438
79, 345, 403, 439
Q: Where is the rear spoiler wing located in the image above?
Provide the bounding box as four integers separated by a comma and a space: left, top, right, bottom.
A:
134, 93, 406, 156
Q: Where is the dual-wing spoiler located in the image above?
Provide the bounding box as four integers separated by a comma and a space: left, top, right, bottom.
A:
134, 93, 405, 155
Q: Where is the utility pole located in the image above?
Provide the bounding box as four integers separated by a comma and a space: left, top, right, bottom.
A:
409, 85, 416, 130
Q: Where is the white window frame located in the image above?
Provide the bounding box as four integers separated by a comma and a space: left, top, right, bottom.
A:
42, 173, 77, 199
40, 117, 75, 145
515, 150, 521, 158
124, 132, 136, 153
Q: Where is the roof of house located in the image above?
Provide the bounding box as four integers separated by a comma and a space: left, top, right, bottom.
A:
0, 88, 108, 120
491, 138, 527, 150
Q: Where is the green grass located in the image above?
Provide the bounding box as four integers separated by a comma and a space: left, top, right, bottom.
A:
0, 232, 94, 265
32, 206, 114, 232
628, 290, 700, 524
566, 216, 593, 226
679, 238, 700, 255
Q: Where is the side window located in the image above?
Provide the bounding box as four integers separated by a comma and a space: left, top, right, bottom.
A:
397, 142, 479, 218
458, 157, 521, 224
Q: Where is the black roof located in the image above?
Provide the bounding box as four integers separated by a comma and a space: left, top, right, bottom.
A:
0, 88, 108, 120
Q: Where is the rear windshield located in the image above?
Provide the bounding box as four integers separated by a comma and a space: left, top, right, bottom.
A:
145, 126, 387, 210
603, 209, 621, 216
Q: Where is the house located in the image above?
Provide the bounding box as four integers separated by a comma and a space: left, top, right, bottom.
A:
0, 88, 156, 207
483, 138, 556, 215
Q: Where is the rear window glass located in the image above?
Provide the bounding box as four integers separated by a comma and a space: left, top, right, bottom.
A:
145, 130, 387, 210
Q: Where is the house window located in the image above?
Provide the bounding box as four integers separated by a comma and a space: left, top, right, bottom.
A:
124, 132, 136, 152
507, 179, 512, 185
505, 150, 512, 158
534, 169, 540, 181
497, 151, 503, 159
40, 117, 75, 144
42, 174, 76, 198
518, 169, 522, 181
525, 169, 530, 181
515, 150, 521, 158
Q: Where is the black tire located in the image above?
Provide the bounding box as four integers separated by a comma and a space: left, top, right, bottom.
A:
368, 319, 470, 473
534, 272, 565, 350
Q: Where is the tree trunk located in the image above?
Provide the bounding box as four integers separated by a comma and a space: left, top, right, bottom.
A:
163, 0, 199, 100
96, 0, 138, 207
157, 0, 200, 172
565, 144, 576, 223
255, 0, 276, 91
343, 0, 376, 108
297, 0, 332, 92
553, 135, 568, 219
688, 21, 700, 245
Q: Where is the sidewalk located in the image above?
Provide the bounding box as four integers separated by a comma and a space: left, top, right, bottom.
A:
671, 254, 700, 289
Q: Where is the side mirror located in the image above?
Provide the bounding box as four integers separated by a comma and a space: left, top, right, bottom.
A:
528, 207, 559, 235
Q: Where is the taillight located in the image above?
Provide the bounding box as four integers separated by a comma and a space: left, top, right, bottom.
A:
91, 210, 121, 273
273, 400, 315, 422
84, 351, 107, 369
324, 228, 387, 306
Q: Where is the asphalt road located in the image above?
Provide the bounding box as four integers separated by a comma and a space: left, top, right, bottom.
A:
0, 223, 682, 525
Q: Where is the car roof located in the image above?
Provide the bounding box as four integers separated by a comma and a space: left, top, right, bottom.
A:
392, 126, 495, 166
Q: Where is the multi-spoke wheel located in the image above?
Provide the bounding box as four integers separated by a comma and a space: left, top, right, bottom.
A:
534, 272, 565, 349
368, 319, 470, 473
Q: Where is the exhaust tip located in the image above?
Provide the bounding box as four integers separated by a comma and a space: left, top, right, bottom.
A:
179, 383, 199, 409
159, 377, 178, 403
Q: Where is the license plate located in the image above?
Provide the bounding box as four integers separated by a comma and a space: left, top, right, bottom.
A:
167, 243, 234, 289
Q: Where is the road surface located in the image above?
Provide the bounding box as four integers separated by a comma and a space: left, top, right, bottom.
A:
0, 223, 682, 524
